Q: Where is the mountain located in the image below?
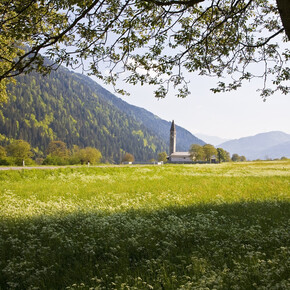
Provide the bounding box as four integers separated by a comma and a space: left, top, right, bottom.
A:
0, 66, 204, 163
72, 73, 204, 152
258, 141, 290, 160
218, 131, 290, 160
194, 133, 230, 146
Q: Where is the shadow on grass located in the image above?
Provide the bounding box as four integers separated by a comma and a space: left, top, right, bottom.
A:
1, 201, 290, 289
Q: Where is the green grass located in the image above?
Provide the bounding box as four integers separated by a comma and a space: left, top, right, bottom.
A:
0, 161, 290, 289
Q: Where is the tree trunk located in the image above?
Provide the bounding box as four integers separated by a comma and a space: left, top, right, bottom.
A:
276, 0, 290, 40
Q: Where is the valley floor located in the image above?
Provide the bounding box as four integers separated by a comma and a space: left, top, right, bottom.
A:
0, 161, 289, 289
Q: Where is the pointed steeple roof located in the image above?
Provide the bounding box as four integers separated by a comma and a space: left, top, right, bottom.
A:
170, 120, 176, 131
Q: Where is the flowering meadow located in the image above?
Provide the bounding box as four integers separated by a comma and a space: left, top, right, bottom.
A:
0, 161, 290, 289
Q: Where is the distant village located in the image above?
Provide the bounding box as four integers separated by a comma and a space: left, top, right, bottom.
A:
124, 121, 246, 165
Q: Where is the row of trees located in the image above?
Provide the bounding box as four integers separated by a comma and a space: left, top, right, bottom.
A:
156, 145, 247, 163
189, 144, 219, 162
4, 139, 285, 165
0, 140, 102, 166
189, 144, 246, 163
231, 154, 247, 162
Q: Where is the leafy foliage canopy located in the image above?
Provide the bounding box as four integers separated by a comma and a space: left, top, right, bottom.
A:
0, 0, 289, 101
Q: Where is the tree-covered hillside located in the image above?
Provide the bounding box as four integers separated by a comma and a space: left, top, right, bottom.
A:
0, 66, 203, 163
72, 73, 204, 152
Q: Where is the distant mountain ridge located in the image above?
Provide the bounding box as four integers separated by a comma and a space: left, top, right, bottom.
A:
219, 131, 290, 160
195, 133, 229, 146
0, 65, 204, 162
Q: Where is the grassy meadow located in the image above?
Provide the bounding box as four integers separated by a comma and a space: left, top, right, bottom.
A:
0, 161, 290, 289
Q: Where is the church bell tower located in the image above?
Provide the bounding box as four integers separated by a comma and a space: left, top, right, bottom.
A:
170, 120, 176, 155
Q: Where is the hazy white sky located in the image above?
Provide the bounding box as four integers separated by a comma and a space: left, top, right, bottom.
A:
44, 0, 289, 141
97, 72, 290, 140
58, 4, 289, 141
84, 2, 290, 141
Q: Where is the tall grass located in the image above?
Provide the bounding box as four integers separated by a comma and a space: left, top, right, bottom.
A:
0, 161, 289, 289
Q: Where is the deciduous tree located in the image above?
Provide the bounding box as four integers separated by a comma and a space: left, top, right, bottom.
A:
0, 145, 8, 165
231, 153, 241, 162
0, 146, 6, 159
46, 141, 69, 158
189, 144, 205, 161
43, 140, 70, 165
158, 151, 168, 162
0, 0, 289, 103
240, 155, 247, 162
203, 144, 217, 162
78, 147, 102, 164
6, 139, 33, 165
217, 147, 230, 163
122, 153, 135, 163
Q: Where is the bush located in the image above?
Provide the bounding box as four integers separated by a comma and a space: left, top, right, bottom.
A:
122, 153, 135, 163
0, 157, 9, 166
43, 155, 69, 165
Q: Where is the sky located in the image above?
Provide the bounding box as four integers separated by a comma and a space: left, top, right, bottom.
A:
82, 1, 290, 141
53, 0, 289, 142
95, 72, 290, 141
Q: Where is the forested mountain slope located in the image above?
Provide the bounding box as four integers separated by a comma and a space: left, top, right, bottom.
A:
0, 66, 203, 163
73, 72, 204, 151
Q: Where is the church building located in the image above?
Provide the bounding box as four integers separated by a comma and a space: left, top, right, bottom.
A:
168, 121, 192, 163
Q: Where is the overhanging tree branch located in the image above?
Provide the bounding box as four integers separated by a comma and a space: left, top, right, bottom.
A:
146, 0, 204, 6
0, 0, 289, 101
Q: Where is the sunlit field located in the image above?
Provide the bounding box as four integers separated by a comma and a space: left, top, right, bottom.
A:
1, 161, 290, 289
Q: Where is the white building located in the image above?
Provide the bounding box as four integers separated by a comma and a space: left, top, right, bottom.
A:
168, 121, 192, 163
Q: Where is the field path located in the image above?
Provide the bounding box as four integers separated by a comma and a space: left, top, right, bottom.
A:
0, 164, 156, 170
0, 165, 112, 170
